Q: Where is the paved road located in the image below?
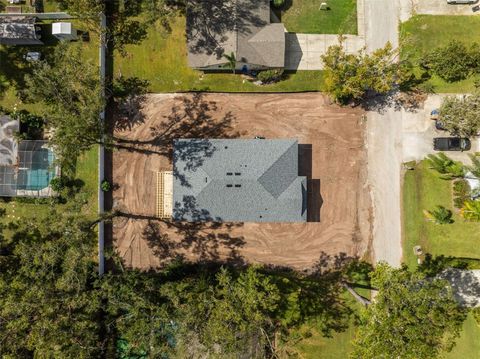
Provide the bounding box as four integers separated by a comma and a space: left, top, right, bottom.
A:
367, 107, 403, 267
367, 95, 480, 267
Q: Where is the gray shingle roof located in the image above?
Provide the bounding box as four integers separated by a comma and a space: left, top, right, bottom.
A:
0, 16, 43, 45
173, 139, 307, 222
186, 0, 285, 69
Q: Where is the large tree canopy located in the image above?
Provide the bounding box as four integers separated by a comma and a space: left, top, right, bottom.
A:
0, 208, 103, 357
23, 42, 106, 162
439, 91, 480, 137
352, 263, 466, 359
321, 40, 410, 104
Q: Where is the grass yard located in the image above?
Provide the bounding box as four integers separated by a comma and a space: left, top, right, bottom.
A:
400, 15, 480, 93
403, 161, 480, 269
403, 161, 480, 358
0, 19, 98, 112
114, 16, 325, 93
279, 0, 357, 34
289, 292, 362, 358
445, 313, 480, 359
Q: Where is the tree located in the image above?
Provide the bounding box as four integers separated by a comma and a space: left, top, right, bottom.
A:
439, 91, 480, 137
426, 153, 465, 179
460, 200, 480, 221
23, 42, 107, 162
0, 209, 103, 357
421, 41, 477, 82
222, 52, 237, 74
466, 153, 480, 178
161, 266, 280, 358
321, 40, 409, 104
424, 205, 454, 224
352, 263, 466, 359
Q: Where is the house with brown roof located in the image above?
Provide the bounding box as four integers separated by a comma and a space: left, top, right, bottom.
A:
186, 0, 285, 71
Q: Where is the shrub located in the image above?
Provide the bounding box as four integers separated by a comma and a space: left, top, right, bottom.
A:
453, 180, 471, 209
421, 41, 477, 82
257, 69, 284, 84
101, 180, 112, 192
271, 0, 285, 8
50, 177, 66, 192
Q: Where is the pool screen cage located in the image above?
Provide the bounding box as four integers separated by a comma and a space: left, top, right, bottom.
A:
0, 140, 57, 197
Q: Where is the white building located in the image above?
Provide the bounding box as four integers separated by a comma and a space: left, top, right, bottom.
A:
52, 22, 77, 41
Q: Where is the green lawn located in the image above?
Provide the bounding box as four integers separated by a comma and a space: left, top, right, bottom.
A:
400, 15, 480, 93
403, 161, 480, 269
403, 161, 480, 358
289, 293, 361, 358
445, 313, 480, 359
279, 0, 357, 34
115, 16, 325, 93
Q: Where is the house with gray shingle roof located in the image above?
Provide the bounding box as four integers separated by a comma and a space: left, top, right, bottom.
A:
186, 0, 285, 71
173, 139, 307, 222
0, 16, 43, 46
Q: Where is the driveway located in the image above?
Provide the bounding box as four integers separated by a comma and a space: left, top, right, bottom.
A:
364, 0, 400, 51
285, 34, 364, 70
400, 0, 480, 20
367, 95, 480, 267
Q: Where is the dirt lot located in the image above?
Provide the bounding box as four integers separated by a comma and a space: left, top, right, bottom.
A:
112, 93, 372, 270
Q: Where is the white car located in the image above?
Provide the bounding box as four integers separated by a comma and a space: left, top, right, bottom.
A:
447, 0, 478, 4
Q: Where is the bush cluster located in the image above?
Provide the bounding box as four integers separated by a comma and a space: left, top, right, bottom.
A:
257, 69, 284, 84
452, 179, 471, 209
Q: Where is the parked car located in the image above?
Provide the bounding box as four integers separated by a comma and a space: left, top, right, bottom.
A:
447, 0, 478, 4
433, 137, 471, 151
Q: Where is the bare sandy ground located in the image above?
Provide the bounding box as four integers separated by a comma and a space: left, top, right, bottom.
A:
112, 93, 372, 270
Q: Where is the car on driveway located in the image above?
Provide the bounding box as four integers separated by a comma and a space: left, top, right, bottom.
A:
447, 0, 478, 4
434, 137, 471, 151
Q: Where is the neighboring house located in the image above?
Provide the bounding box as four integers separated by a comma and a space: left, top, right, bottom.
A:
186, 0, 285, 71
52, 22, 77, 41
0, 16, 43, 45
173, 139, 307, 222
0, 115, 58, 198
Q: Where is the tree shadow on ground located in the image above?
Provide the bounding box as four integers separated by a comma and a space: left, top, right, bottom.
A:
113, 92, 243, 172
266, 252, 372, 337
115, 210, 246, 266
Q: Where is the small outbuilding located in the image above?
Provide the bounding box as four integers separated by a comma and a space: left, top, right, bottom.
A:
52, 22, 77, 41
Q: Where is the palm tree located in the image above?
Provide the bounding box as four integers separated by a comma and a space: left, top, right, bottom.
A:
460, 200, 480, 221
426, 153, 465, 179
222, 52, 236, 74
424, 206, 454, 224
465, 153, 480, 179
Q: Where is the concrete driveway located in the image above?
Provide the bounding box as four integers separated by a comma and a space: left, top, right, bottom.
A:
285, 34, 365, 70
401, 0, 480, 20
367, 95, 480, 267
